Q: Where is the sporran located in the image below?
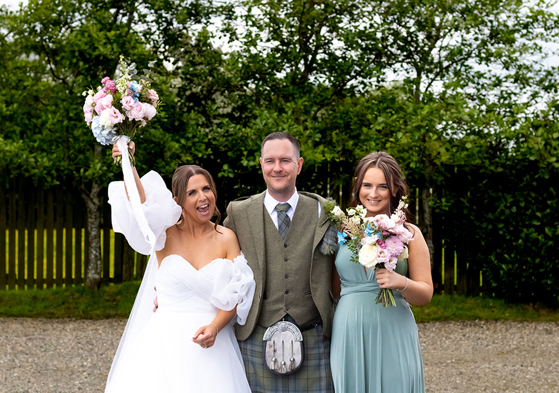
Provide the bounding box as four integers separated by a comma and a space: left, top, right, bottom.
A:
262, 321, 304, 375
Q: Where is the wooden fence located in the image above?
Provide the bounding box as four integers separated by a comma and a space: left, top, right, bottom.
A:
0, 177, 146, 290
1, 176, 485, 295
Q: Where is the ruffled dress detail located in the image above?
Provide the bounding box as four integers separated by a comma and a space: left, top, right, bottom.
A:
105, 171, 255, 393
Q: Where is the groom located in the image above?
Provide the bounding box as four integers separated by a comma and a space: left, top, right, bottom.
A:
223, 132, 335, 393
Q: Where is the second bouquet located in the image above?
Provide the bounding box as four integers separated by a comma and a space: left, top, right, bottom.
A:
323, 198, 414, 307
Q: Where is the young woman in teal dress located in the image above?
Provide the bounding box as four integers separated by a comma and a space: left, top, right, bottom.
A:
330, 152, 433, 393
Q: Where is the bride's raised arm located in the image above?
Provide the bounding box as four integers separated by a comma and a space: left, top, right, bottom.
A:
108, 142, 182, 255
111, 141, 146, 204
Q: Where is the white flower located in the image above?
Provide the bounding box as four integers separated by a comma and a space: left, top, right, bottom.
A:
397, 246, 409, 261
99, 108, 113, 128
83, 95, 94, 113
347, 208, 356, 216
362, 235, 378, 245
391, 213, 401, 223
355, 205, 366, 218
332, 206, 345, 219
141, 102, 157, 120
351, 215, 361, 225
359, 243, 378, 268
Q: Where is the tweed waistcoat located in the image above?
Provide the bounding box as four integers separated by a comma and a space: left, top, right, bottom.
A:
257, 194, 320, 327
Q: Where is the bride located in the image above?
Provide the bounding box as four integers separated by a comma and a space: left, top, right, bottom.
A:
105, 142, 255, 393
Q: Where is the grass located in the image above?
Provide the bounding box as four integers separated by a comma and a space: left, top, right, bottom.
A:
0, 281, 140, 319
0, 284, 558, 321
412, 294, 559, 323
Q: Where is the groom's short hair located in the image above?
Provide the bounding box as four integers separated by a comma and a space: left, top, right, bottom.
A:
261, 132, 301, 158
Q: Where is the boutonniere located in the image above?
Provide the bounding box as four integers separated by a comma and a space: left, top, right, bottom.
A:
318, 198, 342, 255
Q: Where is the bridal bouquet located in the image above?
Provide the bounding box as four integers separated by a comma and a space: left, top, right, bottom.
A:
323, 197, 414, 307
82, 56, 159, 165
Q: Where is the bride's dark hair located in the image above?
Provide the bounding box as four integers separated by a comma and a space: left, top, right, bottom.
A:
172, 165, 221, 231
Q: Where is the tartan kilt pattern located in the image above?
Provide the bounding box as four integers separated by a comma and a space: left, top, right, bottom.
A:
238, 324, 334, 393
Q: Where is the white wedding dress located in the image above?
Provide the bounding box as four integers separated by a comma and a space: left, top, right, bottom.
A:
105, 171, 255, 393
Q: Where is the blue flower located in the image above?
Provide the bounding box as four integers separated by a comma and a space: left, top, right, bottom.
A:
365, 224, 373, 237
337, 231, 348, 245
91, 116, 118, 146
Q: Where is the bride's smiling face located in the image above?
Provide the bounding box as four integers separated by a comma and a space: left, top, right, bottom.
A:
179, 174, 216, 223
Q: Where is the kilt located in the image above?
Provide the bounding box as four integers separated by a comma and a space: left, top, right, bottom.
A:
238, 324, 334, 393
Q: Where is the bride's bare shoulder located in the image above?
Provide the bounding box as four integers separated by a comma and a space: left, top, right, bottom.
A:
216, 225, 241, 259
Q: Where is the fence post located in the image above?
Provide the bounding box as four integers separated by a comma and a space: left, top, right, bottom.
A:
136, 253, 147, 280
431, 208, 443, 294
102, 205, 111, 282
467, 258, 481, 297
17, 181, 26, 289
455, 244, 467, 295
84, 214, 90, 284
122, 241, 135, 282
55, 189, 64, 287
26, 183, 35, 289
8, 178, 16, 290
114, 233, 124, 283
65, 200, 73, 286
443, 242, 455, 295
0, 172, 6, 291
36, 188, 44, 289
46, 190, 54, 288
74, 205, 82, 285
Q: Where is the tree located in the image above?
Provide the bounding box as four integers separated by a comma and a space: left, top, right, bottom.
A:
1, 0, 162, 288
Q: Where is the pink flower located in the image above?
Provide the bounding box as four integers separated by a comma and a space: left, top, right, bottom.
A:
101, 77, 111, 84
141, 103, 156, 121
385, 257, 398, 272
103, 80, 117, 94
126, 101, 144, 121
121, 96, 135, 111
108, 107, 124, 125
394, 224, 413, 243
147, 89, 159, 106
377, 248, 391, 264
84, 112, 93, 125
93, 90, 106, 104
95, 94, 113, 115
377, 215, 395, 230
384, 236, 404, 258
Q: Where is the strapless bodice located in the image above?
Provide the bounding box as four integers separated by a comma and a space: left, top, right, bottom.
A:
156, 255, 226, 313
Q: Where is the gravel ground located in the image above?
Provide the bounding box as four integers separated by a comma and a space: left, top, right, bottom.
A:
0, 318, 558, 393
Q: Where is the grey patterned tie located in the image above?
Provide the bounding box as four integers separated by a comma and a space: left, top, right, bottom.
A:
276, 203, 291, 239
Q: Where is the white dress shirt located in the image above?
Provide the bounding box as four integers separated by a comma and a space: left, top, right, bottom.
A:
263, 189, 321, 229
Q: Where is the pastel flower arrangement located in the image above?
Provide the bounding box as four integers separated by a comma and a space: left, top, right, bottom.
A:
82, 56, 159, 164
323, 197, 414, 307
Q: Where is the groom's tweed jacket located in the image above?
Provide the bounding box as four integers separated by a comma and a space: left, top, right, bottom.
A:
224, 191, 334, 341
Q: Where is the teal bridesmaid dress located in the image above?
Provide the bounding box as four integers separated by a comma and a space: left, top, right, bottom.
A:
330, 244, 425, 393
